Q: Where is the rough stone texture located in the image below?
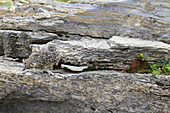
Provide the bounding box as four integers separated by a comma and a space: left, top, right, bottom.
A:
0, 0, 170, 113
1, 31, 169, 70
0, 14, 169, 43
2, 31, 31, 58
0, 1, 169, 43
0, 30, 80, 58
0, 58, 169, 113
25, 36, 169, 70
0, 35, 3, 55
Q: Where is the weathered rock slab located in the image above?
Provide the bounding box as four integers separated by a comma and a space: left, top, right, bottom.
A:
0, 58, 169, 113
0, 30, 79, 58
26, 36, 169, 70
0, 1, 170, 43
0, 1, 170, 113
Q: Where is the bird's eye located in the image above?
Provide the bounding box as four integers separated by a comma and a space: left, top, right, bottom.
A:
48, 45, 55, 52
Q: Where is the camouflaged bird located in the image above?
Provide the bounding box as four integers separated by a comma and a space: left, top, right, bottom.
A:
23, 44, 62, 71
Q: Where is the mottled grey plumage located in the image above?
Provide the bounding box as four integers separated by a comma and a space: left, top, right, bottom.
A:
23, 44, 61, 71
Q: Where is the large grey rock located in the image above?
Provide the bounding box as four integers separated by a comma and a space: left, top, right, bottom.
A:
0, 30, 79, 58
25, 36, 169, 70
0, 58, 169, 113
0, 1, 170, 113
0, 1, 169, 43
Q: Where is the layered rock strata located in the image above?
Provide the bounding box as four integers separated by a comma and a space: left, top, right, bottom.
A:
0, 58, 169, 113
0, 1, 170, 113
23, 36, 169, 70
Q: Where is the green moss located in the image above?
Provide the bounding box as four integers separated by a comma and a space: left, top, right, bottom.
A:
136, 67, 152, 73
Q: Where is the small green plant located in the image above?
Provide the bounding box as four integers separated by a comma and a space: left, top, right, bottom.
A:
139, 54, 169, 75
151, 58, 170, 75
140, 54, 149, 61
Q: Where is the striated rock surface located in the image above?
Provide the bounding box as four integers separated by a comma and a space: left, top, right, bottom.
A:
0, 58, 170, 113
0, 30, 80, 58
0, 0, 170, 113
0, 0, 170, 43
26, 36, 169, 70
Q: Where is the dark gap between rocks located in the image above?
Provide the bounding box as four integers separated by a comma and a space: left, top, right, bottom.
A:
30, 40, 52, 44
90, 107, 96, 111
42, 29, 109, 39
